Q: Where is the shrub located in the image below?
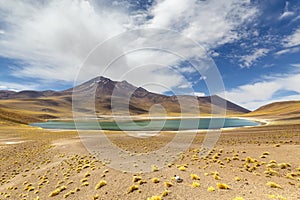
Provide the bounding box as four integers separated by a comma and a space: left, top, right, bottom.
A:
217, 183, 230, 189
190, 174, 200, 180
128, 185, 139, 193
95, 180, 107, 190
266, 181, 281, 189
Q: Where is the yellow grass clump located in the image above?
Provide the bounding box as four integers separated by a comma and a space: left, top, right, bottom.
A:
245, 156, 256, 163
190, 173, 200, 180
213, 174, 222, 180
268, 194, 286, 200
133, 175, 142, 182
84, 172, 90, 177
207, 186, 215, 192
286, 173, 296, 180
260, 155, 267, 158
80, 178, 88, 183
191, 182, 200, 188
147, 196, 161, 200
81, 182, 89, 187
49, 186, 67, 197
217, 183, 230, 190
138, 180, 147, 185
128, 185, 139, 193
264, 168, 279, 176
266, 181, 282, 189
95, 180, 107, 190
278, 163, 291, 169
152, 177, 160, 183
232, 197, 245, 200
178, 165, 186, 171
164, 182, 173, 188
93, 194, 99, 200
161, 190, 170, 197
49, 187, 64, 197
152, 165, 159, 172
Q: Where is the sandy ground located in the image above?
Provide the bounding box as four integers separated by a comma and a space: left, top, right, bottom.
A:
0, 119, 299, 200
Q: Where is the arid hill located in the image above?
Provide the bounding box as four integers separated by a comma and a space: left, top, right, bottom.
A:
0, 76, 250, 123
244, 100, 300, 120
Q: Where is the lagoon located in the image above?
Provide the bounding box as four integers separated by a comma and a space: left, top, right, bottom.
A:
31, 118, 260, 131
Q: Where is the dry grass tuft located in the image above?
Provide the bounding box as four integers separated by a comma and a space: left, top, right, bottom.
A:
178, 165, 186, 171
48, 186, 66, 197
147, 196, 161, 200
161, 190, 170, 197
152, 177, 160, 183
133, 175, 142, 182
207, 186, 215, 192
49, 187, 63, 197
152, 165, 159, 172
95, 180, 107, 190
232, 197, 245, 200
266, 181, 282, 189
128, 185, 139, 193
138, 180, 147, 185
216, 183, 230, 190
164, 182, 173, 188
190, 173, 200, 180
191, 182, 200, 188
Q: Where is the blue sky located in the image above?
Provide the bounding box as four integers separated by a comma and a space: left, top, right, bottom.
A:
0, 0, 300, 110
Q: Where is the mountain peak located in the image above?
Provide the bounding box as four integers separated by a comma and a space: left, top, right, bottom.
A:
0, 76, 250, 115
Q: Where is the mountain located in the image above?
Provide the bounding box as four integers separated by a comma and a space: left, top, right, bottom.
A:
0, 76, 250, 122
70, 76, 250, 116
245, 100, 300, 120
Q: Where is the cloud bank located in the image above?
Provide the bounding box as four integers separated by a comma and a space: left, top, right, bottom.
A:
0, 0, 258, 94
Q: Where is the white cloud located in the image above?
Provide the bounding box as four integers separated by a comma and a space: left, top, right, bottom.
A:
0, 82, 39, 91
279, 1, 295, 20
194, 92, 206, 97
200, 76, 207, 80
240, 48, 269, 68
291, 63, 300, 67
146, 0, 258, 49
222, 73, 300, 110
0, 0, 128, 80
282, 28, 300, 47
0, 0, 258, 94
274, 28, 300, 56
275, 46, 300, 55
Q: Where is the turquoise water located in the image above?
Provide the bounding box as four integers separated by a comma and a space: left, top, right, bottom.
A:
31, 118, 260, 131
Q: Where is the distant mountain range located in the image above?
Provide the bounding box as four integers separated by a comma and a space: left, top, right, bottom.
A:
0, 76, 250, 121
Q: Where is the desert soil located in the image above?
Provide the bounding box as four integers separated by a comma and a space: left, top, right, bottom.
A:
0, 118, 299, 200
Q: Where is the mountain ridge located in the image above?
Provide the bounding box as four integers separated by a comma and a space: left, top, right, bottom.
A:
0, 76, 250, 120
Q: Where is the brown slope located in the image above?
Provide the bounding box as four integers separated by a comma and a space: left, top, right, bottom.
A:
245, 100, 300, 120
71, 76, 250, 116
0, 76, 250, 120
0, 96, 73, 120
0, 90, 65, 99
0, 107, 41, 124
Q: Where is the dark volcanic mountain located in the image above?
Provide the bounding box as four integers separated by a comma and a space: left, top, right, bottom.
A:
0, 76, 250, 119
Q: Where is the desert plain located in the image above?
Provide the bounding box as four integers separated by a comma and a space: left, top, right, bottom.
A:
0, 100, 299, 200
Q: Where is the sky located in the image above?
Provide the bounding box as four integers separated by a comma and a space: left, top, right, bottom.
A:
0, 0, 300, 110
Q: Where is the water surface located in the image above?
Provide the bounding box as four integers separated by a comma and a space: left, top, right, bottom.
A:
31, 118, 260, 131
